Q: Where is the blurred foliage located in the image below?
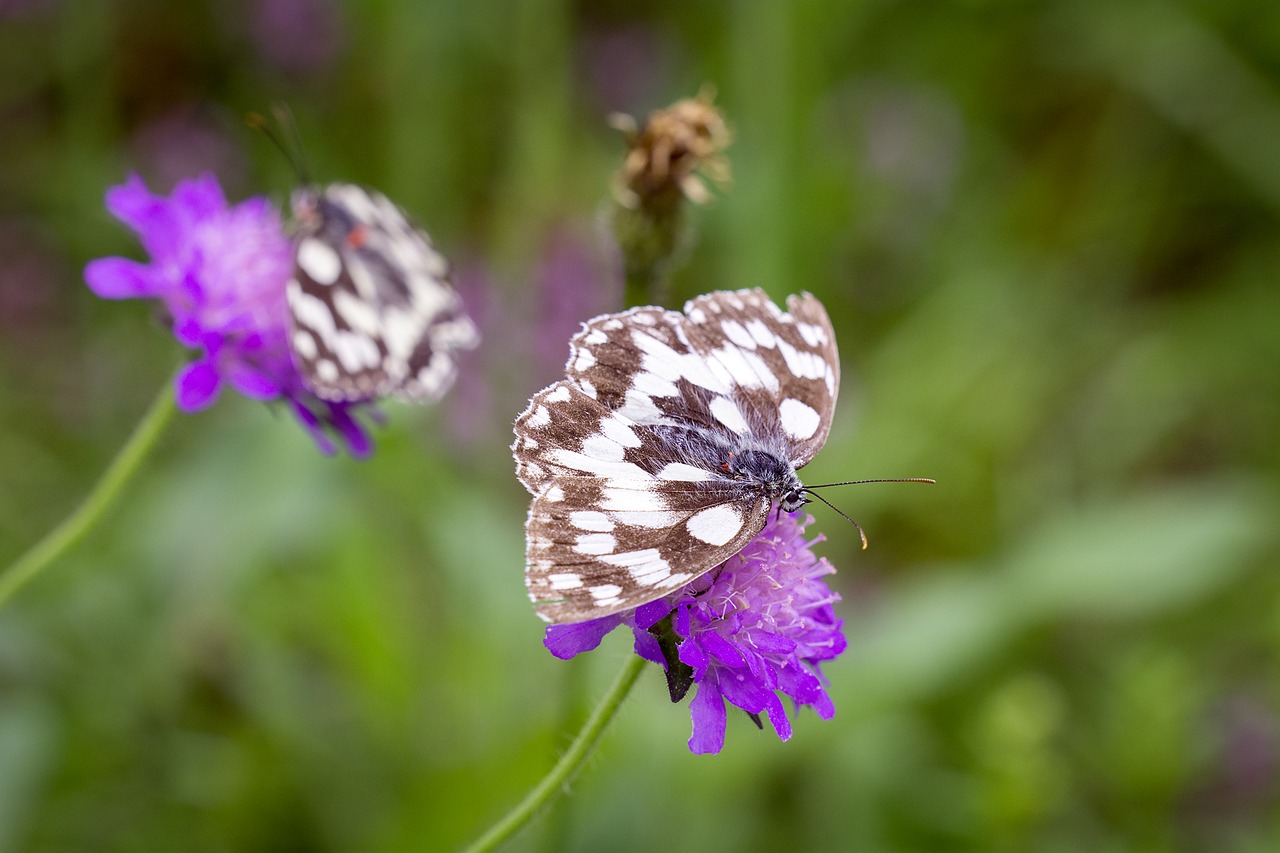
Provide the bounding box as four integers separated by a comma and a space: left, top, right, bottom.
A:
1, 0, 1279, 850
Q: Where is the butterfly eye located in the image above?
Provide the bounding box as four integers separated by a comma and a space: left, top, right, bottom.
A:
780, 491, 808, 513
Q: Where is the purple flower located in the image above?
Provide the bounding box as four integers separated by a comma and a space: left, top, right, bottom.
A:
84, 173, 374, 455
545, 513, 846, 754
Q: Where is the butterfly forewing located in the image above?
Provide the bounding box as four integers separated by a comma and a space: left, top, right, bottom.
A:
682, 290, 839, 467
513, 288, 840, 623
287, 182, 478, 403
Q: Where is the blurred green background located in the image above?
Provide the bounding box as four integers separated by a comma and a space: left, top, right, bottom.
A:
2, 0, 1279, 850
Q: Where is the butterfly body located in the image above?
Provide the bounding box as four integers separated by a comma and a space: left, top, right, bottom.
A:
513, 289, 839, 624
286, 182, 478, 403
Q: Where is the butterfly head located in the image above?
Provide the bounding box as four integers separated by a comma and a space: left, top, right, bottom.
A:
290, 186, 322, 226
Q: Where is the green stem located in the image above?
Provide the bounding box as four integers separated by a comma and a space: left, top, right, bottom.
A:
0, 379, 177, 609
462, 655, 647, 853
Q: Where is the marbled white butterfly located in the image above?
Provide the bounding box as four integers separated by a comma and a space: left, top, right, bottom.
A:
287, 183, 479, 402
513, 288, 842, 624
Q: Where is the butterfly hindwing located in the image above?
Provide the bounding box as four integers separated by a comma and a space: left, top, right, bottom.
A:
514, 381, 771, 622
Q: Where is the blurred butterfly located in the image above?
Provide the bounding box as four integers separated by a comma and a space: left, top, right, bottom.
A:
286, 182, 478, 402
249, 108, 478, 403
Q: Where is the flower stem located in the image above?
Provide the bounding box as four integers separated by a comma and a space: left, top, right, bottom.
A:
0, 380, 177, 609
462, 655, 647, 853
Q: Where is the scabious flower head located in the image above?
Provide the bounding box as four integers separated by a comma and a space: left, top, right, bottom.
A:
611, 89, 731, 209
609, 89, 731, 302
545, 512, 846, 755
85, 173, 373, 455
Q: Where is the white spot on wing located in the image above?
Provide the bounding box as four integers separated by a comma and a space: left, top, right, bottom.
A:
721, 320, 756, 349
548, 573, 583, 590
292, 291, 337, 339
601, 415, 641, 448
570, 511, 613, 532
686, 504, 744, 546
575, 533, 616, 555
608, 509, 681, 528
601, 549, 672, 584
746, 319, 777, 348
599, 486, 667, 513
292, 330, 317, 360
333, 289, 380, 336
581, 434, 625, 462
797, 321, 828, 347
297, 238, 341, 285
709, 396, 749, 433
779, 398, 821, 439
657, 462, 714, 482
776, 339, 828, 381
548, 449, 649, 481
526, 406, 550, 428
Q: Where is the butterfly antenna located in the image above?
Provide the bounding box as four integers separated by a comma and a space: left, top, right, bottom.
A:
272, 102, 312, 185
246, 105, 312, 186
800, 488, 870, 550
805, 478, 937, 489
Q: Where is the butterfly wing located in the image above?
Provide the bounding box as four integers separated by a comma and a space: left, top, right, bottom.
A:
514, 380, 770, 622
287, 183, 478, 403
680, 289, 839, 467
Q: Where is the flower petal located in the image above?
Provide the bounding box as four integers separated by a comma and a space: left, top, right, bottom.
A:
227, 363, 283, 400
172, 316, 205, 347
544, 616, 622, 660
688, 681, 727, 755
631, 628, 665, 666
171, 173, 227, 221
699, 631, 745, 668
747, 629, 796, 656
762, 693, 792, 741
290, 400, 336, 455
327, 404, 373, 458
677, 633, 709, 673
175, 360, 222, 411
633, 599, 670, 630
84, 258, 161, 299
103, 174, 163, 234
718, 670, 769, 715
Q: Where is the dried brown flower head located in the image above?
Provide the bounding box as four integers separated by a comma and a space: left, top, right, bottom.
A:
611, 90, 731, 209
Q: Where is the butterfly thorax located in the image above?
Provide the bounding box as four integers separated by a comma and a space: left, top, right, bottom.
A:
723, 446, 806, 512
647, 423, 805, 512
291, 187, 353, 243
289, 187, 321, 230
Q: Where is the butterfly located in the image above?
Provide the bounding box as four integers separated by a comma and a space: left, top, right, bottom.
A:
286, 182, 479, 403
512, 288, 840, 624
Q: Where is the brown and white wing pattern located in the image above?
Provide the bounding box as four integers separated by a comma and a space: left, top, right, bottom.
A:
512, 288, 840, 624
287, 183, 479, 403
